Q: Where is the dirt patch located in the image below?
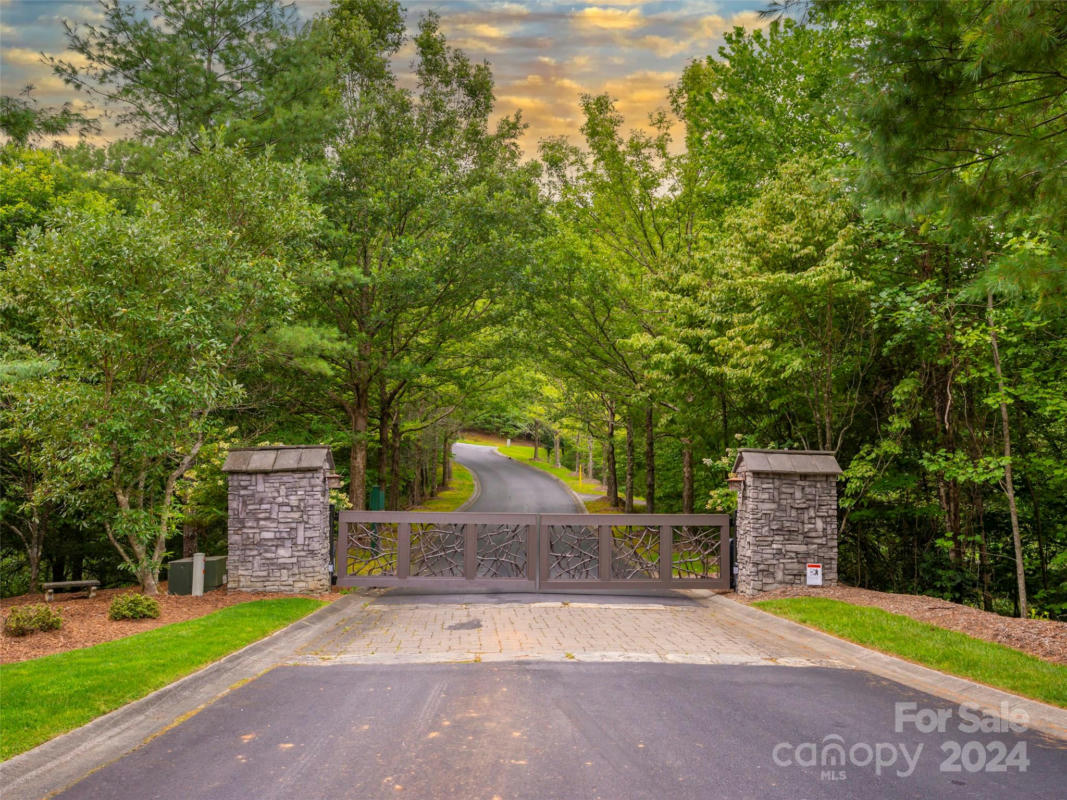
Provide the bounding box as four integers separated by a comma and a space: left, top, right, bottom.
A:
1, 583, 336, 664
733, 584, 1067, 665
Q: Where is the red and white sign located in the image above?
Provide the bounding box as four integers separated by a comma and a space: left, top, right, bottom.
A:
806, 563, 823, 586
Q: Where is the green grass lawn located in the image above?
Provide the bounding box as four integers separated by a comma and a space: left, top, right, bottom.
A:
753, 597, 1067, 708
411, 461, 475, 512
0, 597, 325, 760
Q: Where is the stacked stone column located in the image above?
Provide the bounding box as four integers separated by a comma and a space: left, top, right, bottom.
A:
222, 446, 334, 593
730, 449, 842, 595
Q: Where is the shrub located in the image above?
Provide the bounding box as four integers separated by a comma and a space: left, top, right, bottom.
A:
4, 603, 62, 636
108, 593, 161, 621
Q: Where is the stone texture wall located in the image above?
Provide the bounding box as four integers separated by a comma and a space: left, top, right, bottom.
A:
735, 472, 838, 595
227, 470, 330, 593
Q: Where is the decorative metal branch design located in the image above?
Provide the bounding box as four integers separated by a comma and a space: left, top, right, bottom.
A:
410, 523, 465, 577
672, 525, 721, 579
475, 523, 529, 578
611, 524, 659, 579
548, 524, 599, 579
345, 521, 398, 576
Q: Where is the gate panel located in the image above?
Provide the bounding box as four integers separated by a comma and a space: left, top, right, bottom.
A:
542, 519, 600, 581
336, 511, 729, 592
337, 512, 537, 589
409, 522, 465, 577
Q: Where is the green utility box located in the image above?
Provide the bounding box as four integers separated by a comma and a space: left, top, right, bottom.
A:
167, 555, 227, 595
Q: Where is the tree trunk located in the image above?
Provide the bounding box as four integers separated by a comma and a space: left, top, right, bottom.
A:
182, 522, 199, 558
975, 491, 993, 612
624, 415, 635, 513
987, 290, 1027, 617
554, 431, 561, 468
377, 409, 390, 502
430, 432, 440, 495
388, 416, 402, 510
443, 435, 453, 485
533, 420, 540, 460
10, 512, 46, 594
681, 437, 694, 514
605, 403, 619, 506
644, 405, 655, 514
349, 402, 369, 510
575, 432, 581, 474
413, 440, 424, 505
136, 565, 160, 596
587, 436, 594, 485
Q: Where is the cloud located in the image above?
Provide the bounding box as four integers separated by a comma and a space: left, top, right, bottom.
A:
699, 10, 767, 39
573, 7, 644, 32
3, 47, 46, 67
4, 47, 89, 69
634, 35, 694, 59
35, 3, 107, 25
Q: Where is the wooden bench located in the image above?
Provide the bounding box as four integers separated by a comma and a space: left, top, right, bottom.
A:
42, 580, 100, 602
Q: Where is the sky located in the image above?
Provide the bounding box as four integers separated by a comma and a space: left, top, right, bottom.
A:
0, 1, 769, 153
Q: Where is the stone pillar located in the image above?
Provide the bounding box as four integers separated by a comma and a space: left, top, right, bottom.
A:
730, 449, 842, 595
222, 446, 335, 593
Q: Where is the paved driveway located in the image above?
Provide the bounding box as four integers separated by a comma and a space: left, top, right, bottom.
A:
45, 593, 1067, 800
453, 443, 582, 513
11, 453, 1064, 799
289, 592, 838, 667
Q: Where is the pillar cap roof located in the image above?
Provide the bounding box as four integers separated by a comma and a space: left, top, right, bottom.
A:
222, 446, 335, 473
732, 448, 841, 476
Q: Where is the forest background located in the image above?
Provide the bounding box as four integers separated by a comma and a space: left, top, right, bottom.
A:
1, 0, 1064, 617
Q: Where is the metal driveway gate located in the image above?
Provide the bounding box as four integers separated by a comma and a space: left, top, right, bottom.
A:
335, 512, 730, 592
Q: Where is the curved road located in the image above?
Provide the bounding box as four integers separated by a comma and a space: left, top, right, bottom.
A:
452, 443, 583, 513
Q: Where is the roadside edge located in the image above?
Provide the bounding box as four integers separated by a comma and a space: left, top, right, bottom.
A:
2, 595, 358, 800
701, 594, 1067, 742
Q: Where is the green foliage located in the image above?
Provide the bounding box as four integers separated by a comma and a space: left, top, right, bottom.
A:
829, 0, 1067, 297
4, 0, 1064, 622
108, 593, 162, 620
1, 138, 319, 592
0, 554, 31, 598
3, 603, 62, 637
51, 0, 337, 157
411, 462, 475, 513
280, 7, 545, 509
0, 598, 324, 758
0, 88, 100, 149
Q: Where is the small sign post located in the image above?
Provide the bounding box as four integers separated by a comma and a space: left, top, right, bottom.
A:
806, 563, 823, 586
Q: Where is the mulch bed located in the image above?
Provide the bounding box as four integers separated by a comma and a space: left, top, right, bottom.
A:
1, 583, 336, 664
733, 584, 1067, 665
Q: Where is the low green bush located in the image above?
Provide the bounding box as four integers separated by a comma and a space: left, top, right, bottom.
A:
108, 593, 161, 620
4, 603, 62, 636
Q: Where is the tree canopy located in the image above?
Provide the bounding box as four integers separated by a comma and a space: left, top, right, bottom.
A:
2, 0, 1064, 617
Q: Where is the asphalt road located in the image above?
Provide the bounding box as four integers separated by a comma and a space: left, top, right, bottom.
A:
56, 662, 1065, 800
453, 443, 582, 513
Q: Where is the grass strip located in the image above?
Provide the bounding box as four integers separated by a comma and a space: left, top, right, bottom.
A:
0, 597, 325, 759
753, 597, 1067, 708
411, 462, 475, 512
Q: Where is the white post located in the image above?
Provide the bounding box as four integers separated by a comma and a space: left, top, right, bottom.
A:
192, 552, 205, 596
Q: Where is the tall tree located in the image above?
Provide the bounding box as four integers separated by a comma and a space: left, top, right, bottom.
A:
51, 0, 337, 155
2, 141, 317, 593
280, 8, 544, 508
